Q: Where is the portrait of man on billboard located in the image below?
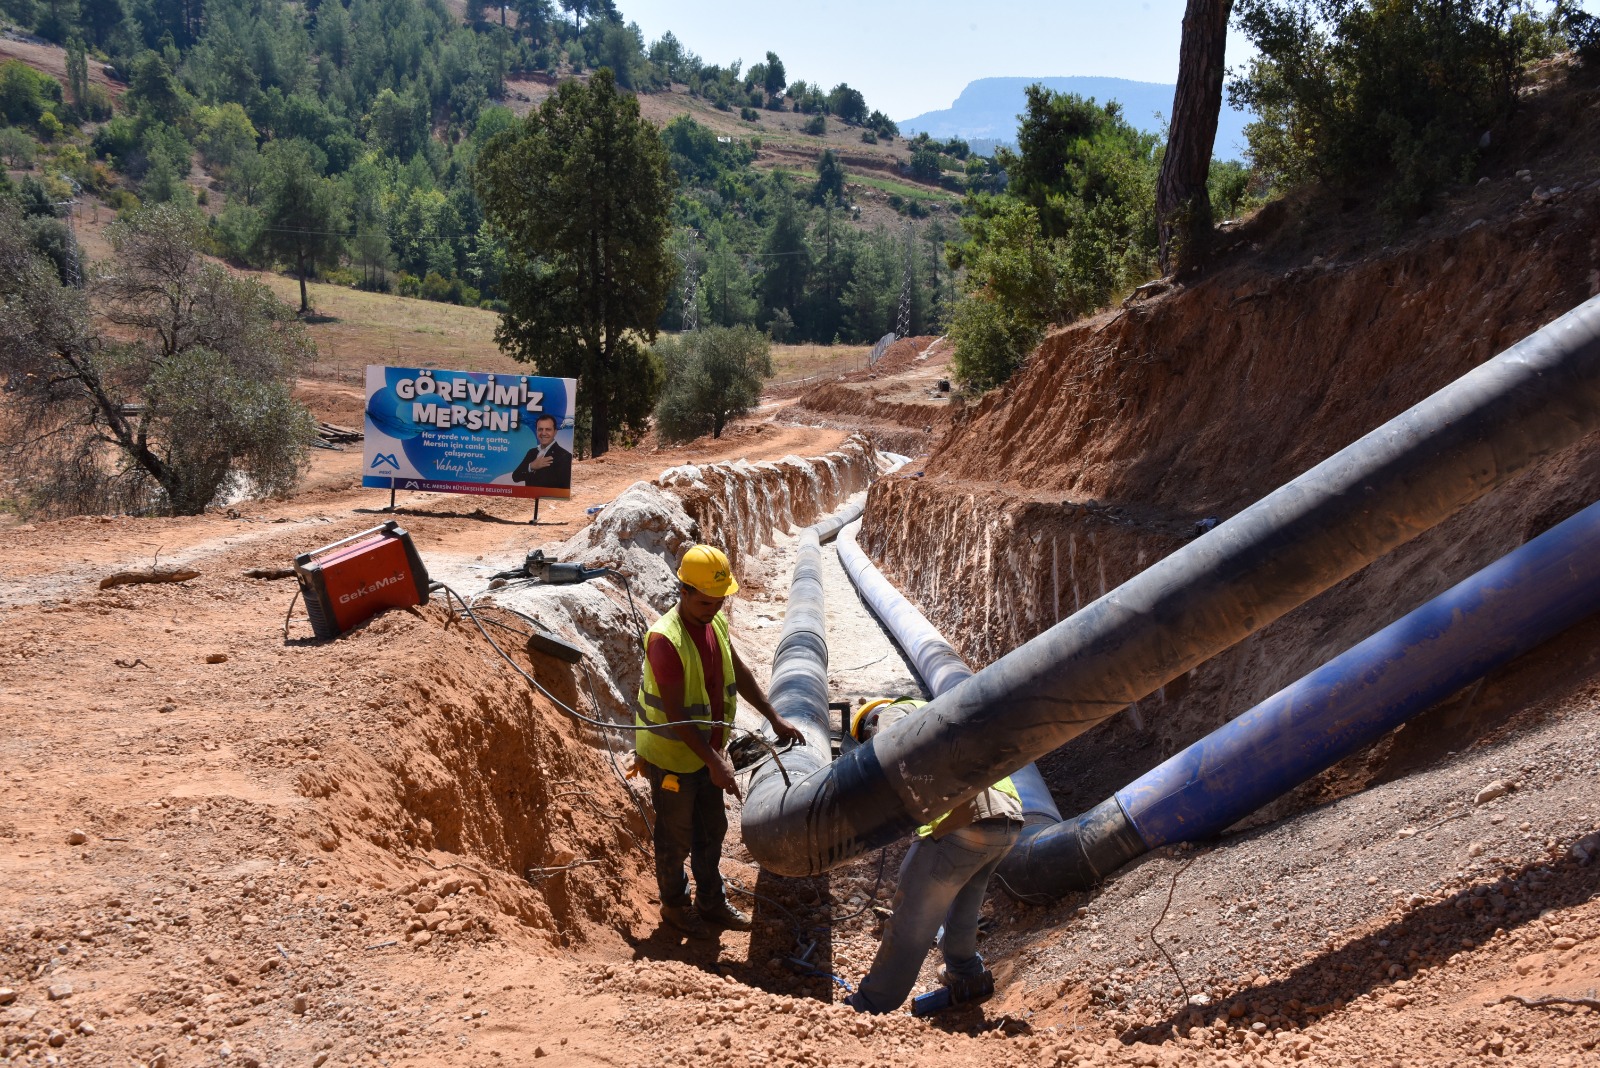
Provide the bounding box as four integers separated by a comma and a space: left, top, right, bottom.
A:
511, 412, 573, 491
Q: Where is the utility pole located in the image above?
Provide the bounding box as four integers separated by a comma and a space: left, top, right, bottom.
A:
895, 224, 913, 340
56, 175, 82, 289
677, 228, 700, 332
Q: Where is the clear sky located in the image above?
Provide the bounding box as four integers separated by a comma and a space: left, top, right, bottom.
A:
612, 1, 1257, 122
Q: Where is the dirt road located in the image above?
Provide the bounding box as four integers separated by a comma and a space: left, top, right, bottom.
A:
3, 359, 1598, 1068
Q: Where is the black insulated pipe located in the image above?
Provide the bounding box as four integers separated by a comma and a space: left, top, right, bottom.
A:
996, 798, 1145, 903
743, 294, 1600, 876
810, 501, 864, 545
742, 523, 861, 867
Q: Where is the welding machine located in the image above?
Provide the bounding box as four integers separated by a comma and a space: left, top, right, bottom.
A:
293, 521, 430, 639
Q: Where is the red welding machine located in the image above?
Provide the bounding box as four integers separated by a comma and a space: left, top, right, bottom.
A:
293, 521, 430, 639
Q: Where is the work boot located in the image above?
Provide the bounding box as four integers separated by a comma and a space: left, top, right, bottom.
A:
696, 898, 753, 931
935, 964, 995, 1005
660, 904, 714, 939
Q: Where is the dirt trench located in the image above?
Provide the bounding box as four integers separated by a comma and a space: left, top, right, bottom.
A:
862, 182, 1600, 792
311, 438, 889, 943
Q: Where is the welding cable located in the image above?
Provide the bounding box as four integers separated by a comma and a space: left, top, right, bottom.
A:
430, 590, 660, 854
457, 588, 797, 790
282, 587, 302, 639
433, 582, 879, 971
718, 874, 859, 993
430, 582, 796, 781
599, 568, 649, 642
578, 659, 657, 847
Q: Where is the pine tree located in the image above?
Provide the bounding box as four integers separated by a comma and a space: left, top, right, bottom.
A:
760, 184, 810, 323
476, 68, 675, 456
256, 140, 348, 313
1157, 0, 1234, 274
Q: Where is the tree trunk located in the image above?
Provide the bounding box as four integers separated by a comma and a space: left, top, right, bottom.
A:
1157, 0, 1234, 277
590, 361, 609, 458
297, 249, 310, 313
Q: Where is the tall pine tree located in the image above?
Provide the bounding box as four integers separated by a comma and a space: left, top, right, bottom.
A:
476, 68, 675, 456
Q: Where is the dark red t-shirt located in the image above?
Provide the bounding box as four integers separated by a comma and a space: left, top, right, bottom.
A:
647, 618, 728, 749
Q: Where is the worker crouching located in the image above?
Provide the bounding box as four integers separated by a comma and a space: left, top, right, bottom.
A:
636, 544, 804, 940
845, 698, 1023, 1014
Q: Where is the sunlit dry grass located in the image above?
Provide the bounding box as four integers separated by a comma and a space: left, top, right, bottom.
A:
254, 272, 873, 392
768, 341, 871, 385
249, 273, 516, 381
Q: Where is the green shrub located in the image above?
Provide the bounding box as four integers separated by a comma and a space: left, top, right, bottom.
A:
82, 85, 113, 122
1208, 158, 1255, 220
320, 265, 361, 287
802, 114, 826, 135
0, 60, 62, 128
1232, 0, 1552, 218
194, 103, 259, 169
653, 325, 774, 442
0, 126, 35, 169
212, 201, 264, 265
949, 291, 1045, 394
910, 143, 941, 181
92, 116, 141, 170
739, 106, 760, 121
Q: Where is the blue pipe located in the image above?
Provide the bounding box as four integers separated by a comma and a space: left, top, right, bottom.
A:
997, 496, 1600, 900
1124, 496, 1600, 846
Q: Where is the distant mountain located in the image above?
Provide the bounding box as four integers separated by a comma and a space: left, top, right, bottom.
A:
900, 77, 1253, 161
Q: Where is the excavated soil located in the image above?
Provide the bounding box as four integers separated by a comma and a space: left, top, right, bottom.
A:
8, 75, 1600, 1068
781, 337, 959, 456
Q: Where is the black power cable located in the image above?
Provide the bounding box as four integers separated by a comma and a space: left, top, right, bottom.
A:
430, 579, 885, 990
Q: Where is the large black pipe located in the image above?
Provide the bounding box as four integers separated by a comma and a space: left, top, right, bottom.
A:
833, 518, 1062, 824
744, 295, 1600, 876
810, 501, 864, 545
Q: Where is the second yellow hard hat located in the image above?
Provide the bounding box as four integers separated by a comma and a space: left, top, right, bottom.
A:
678, 544, 739, 597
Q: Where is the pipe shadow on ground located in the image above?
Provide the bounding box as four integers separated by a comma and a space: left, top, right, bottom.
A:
1126, 848, 1600, 1048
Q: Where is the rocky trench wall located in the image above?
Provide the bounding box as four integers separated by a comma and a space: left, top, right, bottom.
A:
295, 439, 881, 946
490, 436, 882, 731
862, 190, 1600, 817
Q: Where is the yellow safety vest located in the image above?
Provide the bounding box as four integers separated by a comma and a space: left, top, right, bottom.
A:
858, 699, 1022, 839
635, 607, 738, 774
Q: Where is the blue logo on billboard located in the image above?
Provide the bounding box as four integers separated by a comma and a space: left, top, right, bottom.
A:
370, 453, 400, 470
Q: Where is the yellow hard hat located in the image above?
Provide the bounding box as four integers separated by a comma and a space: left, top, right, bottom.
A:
851, 698, 895, 742
678, 544, 738, 597
851, 696, 925, 742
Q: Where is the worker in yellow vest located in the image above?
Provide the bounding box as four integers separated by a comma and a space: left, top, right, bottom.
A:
844, 697, 1023, 1014
637, 544, 804, 938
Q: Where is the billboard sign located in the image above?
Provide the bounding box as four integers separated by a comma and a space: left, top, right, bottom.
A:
362, 366, 577, 499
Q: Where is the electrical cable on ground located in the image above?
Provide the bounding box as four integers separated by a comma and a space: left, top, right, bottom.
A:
433, 581, 780, 747
429, 578, 888, 991
1150, 850, 1201, 1010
